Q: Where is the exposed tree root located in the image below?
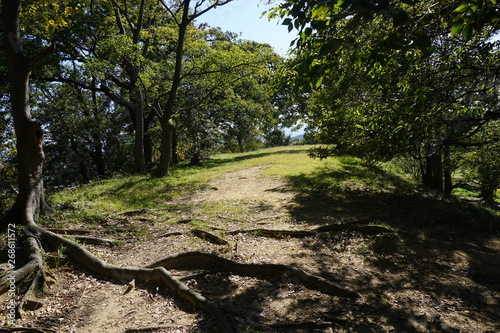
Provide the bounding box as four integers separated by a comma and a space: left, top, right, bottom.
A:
2, 223, 359, 332
0, 236, 44, 295
45, 228, 94, 235
159, 231, 183, 238
66, 235, 117, 247
17, 269, 44, 318
228, 228, 315, 238
228, 223, 396, 239
191, 229, 229, 245
315, 224, 396, 235
118, 208, 166, 216
45, 228, 117, 246
146, 252, 360, 299
0, 327, 55, 332
176, 218, 196, 224
29, 224, 234, 332
124, 326, 187, 333
255, 320, 337, 330
161, 223, 395, 242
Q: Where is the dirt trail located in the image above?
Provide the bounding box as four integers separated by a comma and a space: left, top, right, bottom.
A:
3, 165, 500, 333
9, 166, 305, 332
194, 166, 294, 208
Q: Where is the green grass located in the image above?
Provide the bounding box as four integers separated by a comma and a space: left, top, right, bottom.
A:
46, 146, 498, 227
46, 147, 406, 216
47, 146, 331, 222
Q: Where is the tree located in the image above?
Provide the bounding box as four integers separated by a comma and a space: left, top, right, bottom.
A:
271, 0, 500, 194
148, 0, 236, 176
1, 0, 57, 228
34, 81, 127, 185
51, 0, 164, 173
1, 2, 360, 332
269, 0, 499, 50
264, 127, 291, 147
458, 121, 500, 204
151, 24, 279, 167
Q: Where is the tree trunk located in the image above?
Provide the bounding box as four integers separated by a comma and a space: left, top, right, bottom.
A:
133, 89, 145, 173
70, 138, 90, 184
156, 118, 173, 177
1, 0, 53, 227
443, 146, 453, 195
154, 1, 191, 176
423, 151, 443, 192
237, 136, 244, 153
92, 141, 106, 178
171, 127, 179, 164
480, 186, 496, 205
144, 111, 155, 166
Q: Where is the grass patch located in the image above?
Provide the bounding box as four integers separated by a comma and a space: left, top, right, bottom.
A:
48, 146, 317, 222
285, 155, 411, 194
47, 146, 498, 231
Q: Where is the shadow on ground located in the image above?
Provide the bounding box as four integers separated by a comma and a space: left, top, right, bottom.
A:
274, 163, 500, 332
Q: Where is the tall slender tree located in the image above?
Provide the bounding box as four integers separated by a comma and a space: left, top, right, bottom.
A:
1, 0, 57, 227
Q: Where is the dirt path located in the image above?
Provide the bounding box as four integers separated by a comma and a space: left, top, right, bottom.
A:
9, 166, 306, 332
194, 166, 294, 208
3, 165, 500, 332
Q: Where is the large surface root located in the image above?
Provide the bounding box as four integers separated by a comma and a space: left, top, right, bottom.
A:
3, 223, 359, 332
30, 225, 233, 332
0, 327, 55, 332
0, 236, 44, 295
146, 251, 360, 299
228, 223, 396, 239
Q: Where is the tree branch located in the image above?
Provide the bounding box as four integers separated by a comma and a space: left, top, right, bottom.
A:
189, 0, 235, 21
28, 43, 56, 68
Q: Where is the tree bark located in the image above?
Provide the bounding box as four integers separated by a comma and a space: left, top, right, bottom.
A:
156, 119, 173, 176
423, 151, 443, 192
144, 111, 155, 166
92, 141, 106, 178
172, 127, 180, 165
154, 1, 190, 176
1, 0, 54, 227
132, 86, 145, 173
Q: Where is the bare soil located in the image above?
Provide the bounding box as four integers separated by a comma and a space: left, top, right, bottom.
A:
2, 165, 500, 332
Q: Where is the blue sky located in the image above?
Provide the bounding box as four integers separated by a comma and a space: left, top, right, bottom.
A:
196, 1, 298, 56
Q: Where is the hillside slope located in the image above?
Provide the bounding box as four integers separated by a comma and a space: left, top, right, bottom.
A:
2, 146, 499, 332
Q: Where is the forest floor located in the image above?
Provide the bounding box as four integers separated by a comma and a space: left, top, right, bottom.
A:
1, 147, 500, 332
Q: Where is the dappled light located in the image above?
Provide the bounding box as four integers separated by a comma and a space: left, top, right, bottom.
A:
3, 147, 497, 331
1, 0, 499, 331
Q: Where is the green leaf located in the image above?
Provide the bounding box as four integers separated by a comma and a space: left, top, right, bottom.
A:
315, 76, 323, 88
454, 4, 470, 13
311, 5, 328, 20
463, 25, 473, 40
450, 23, 463, 36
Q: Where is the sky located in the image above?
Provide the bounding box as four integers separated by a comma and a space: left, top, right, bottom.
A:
196, 1, 298, 57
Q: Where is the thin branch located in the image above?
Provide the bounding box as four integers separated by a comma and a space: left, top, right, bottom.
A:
28, 43, 56, 67
115, 8, 125, 34
134, 0, 147, 44
189, 0, 235, 21
107, 73, 133, 90
112, 0, 135, 35
159, 0, 180, 26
